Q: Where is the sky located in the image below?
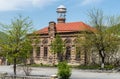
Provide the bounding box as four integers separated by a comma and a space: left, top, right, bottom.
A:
0, 0, 120, 30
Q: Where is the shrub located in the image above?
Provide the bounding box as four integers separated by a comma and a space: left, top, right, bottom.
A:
30, 63, 58, 67
57, 61, 71, 79
77, 64, 100, 69
104, 65, 115, 70
76, 64, 115, 70
23, 65, 32, 76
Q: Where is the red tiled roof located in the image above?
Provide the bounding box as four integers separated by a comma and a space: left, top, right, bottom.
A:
35, 22, 95, 34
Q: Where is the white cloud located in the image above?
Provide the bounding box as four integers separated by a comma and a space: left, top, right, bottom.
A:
0, 0, 58, 11
81, 0, 102, 6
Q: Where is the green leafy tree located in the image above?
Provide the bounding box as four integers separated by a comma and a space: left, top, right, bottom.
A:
57, 61, 71, 79
0, 15, 33, 75
76, 9, 120, 69
76, 32, 94, 65
87, 9, 120, 69
50, 34, 65, 64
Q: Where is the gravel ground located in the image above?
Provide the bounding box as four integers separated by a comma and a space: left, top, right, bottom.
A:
0, 65, 120, 79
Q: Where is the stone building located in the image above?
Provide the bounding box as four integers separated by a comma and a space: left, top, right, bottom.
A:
31, 5, 95, 65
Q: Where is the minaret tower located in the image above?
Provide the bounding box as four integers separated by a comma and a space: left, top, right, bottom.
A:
56, 5, 67, 23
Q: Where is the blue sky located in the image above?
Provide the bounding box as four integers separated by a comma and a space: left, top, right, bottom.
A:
0, 0, 120, 30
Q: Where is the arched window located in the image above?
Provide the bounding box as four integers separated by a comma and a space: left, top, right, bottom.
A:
64, 38, 72, 44
42, 39, 48, 44
73, 39, 77, 44
36, 47, 40, 57
76, 47, 81, 61
57, 53, 60, 59
65, 46, 71, 60
44, 47, 48, 58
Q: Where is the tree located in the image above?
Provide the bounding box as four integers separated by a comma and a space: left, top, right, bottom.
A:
76, 9, 120, 69
50, 34, 65, 64
87, 9, 120, 69
18, 38, 33, 76
76, 31, 94, 65
0, 15, 33, 75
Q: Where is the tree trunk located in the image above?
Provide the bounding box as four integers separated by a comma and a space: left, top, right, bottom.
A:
13, 58, 17, 75
99, 50, 105, 69
101, 56, 105, 69
53, 53, 55, 66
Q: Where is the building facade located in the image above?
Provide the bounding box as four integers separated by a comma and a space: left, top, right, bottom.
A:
31, 5, 95, 65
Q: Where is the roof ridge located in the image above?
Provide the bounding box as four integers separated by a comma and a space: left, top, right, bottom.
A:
58, 21, 83, 24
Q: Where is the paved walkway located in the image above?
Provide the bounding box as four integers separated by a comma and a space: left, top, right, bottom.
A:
0, 65, 120, 79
